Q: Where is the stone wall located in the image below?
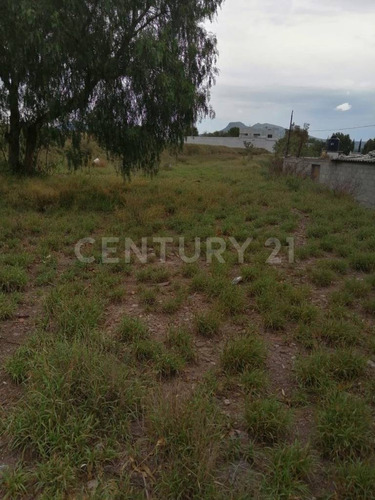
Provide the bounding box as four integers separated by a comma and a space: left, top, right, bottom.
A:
184, 136, 277, 152
283, 157, 375, 208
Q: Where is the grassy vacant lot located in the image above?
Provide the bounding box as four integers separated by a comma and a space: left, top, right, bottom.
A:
0, 145, 375, 498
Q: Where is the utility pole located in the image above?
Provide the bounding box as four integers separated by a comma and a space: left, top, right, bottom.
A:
285, 110, 294, 157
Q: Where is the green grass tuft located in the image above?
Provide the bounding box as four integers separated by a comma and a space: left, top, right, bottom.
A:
350, 253, 375, 273
316, 391, 373, 459
244, 397, 292, 444
263, 441, 314, 499
117, 315, 149, 342
221, 335, 266, 374
194, 310, 221, 337
0, 265, 28, 293
335, 460, 375, 499
166, 327, 196, 362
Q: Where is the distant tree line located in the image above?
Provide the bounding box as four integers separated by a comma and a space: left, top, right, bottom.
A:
275, 126, 375, 158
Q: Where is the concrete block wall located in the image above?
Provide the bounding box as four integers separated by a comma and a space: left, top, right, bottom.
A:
283, 157, 375, 208
184, 136, 277, 153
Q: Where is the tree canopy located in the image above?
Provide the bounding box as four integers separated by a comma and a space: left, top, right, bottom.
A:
363, 138, 375, 155
0, 0, 223, 175
274, 126, 324, 158
334, 133, 353, 155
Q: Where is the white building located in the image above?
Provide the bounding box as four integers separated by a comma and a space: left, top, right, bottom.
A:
239, 123, 286, 152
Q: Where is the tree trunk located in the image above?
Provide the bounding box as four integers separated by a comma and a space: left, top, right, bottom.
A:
24, 123, 38, 174
8, 80, 21, 173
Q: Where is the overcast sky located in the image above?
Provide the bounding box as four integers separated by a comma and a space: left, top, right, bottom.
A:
199, 0, 375, 140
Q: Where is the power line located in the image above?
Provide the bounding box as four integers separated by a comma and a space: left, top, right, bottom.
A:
310, 124, 375, 132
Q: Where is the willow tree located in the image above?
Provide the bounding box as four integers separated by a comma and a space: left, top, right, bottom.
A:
0, 0, 223, 175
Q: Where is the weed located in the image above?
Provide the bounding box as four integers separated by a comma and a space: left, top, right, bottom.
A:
139, 287, 158, 308
166, 327, 196, 362
134, 339, 162, 362
181, 262, 200, 278
335, 460, 375, 499
295, 349, 365, 393
136, 266, 169, 284
350, 253, 375, 273
160, 291, 185, 314
221, 335, 266, 374
316, 391, 373, 459
0, 292, 20, 320
148, 391, 224, 499
44, 284, 104, 339
240, 369, 269, 395
363, 298, 375, 316
320, 259, 349, 274
117, 316, 149, 343
345, 279, 372, 299
318, 317, 361, 347
217, 285, 246, 316
0, 266, 27, 293
309, 267, 335, 287
155, 351, 185, 378
190, 272, 209, 293
244, 397, 292, 444
5, 340, 142, 494
263, 442, 314, 498
194, 310, 221, 337
0, 464, 29, 499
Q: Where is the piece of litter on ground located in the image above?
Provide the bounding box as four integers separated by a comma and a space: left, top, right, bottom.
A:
231, 276, 243, 285
224, 399, 231, 406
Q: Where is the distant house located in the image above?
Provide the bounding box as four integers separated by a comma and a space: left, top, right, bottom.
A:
239, 124, 286, 151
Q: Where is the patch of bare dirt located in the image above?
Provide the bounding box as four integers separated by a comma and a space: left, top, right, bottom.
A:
265, 333, 298, 401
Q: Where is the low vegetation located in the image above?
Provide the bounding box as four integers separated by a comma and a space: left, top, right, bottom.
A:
0, 145, 375, 498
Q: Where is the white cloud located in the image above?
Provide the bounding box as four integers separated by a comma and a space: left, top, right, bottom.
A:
335, 103, 352, 112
